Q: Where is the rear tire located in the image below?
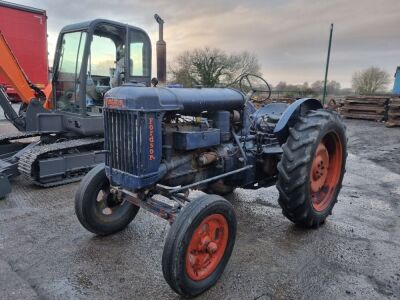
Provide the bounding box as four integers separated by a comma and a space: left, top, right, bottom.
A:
75, 164, 139, 235
276, 109, 347, 228
162, 194, 236, 297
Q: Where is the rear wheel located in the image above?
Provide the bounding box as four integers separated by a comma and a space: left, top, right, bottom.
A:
75, 164, 139, 235
162, 194, 236, 297
276, 109, 347, 228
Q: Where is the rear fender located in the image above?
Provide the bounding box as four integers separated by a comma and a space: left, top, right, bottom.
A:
273, 98, 322, 145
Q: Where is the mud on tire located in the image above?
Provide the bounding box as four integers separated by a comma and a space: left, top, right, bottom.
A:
276, 109, 347, 228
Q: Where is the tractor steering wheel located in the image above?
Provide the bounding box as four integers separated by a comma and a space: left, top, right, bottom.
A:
239, 74, 272, 101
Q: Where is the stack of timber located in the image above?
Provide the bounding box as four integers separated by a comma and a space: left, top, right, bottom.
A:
340, 95, 389, 121
385, 97, 400, 127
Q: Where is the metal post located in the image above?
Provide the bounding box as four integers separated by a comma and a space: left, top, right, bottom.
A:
322, 23, 333, 105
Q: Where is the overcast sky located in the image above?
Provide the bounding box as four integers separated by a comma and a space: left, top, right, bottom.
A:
11, 0, 400, 87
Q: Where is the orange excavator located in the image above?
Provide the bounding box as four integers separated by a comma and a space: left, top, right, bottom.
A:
0, 17, 157, 197
0, 30, 53, 197
0, 31, 52, 116
0, 1, 49, 103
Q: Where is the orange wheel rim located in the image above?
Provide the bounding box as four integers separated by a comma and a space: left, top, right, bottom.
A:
310, 132, 343, 212
185, 214, 229, 281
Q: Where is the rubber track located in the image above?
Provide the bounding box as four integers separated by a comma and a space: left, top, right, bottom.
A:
18, 137, 103, 187
0, 132, 41, 144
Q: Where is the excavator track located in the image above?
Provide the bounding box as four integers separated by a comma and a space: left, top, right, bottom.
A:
0, 132, 41, 144
18, 137, 104, 187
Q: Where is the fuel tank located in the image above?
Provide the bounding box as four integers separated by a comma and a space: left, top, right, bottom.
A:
104, 85, 246, 114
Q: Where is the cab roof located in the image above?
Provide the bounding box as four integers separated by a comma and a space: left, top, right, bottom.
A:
60, 18, 149, 36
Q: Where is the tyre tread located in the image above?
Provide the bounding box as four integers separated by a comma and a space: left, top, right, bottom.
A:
276, 109, 347, 228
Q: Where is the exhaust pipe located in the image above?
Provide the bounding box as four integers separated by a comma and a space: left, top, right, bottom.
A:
154, 14, 166, 85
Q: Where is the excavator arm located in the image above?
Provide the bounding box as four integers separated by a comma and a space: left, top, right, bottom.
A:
0, 31, 53, 196
0, 31, 52, 115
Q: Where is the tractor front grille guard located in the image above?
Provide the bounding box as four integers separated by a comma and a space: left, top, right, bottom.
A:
104, 109, 138, 174
104, 108, 162, 189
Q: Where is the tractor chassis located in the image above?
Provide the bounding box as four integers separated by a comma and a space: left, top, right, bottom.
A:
109, 164, 255, 223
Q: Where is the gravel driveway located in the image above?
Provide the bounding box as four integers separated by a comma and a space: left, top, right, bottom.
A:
0, 119, 399, 299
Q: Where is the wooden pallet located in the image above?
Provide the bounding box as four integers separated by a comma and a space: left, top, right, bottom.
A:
341, 105, 386, 113
388, 110, 400, 117
340, 95, 389, 121
386, 97, 400, 127
341, 112, 383, 121
385, 120, 400, 127
345, 99, 388, 105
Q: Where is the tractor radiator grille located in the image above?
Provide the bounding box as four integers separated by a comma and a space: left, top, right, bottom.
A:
104, 109, 138, 174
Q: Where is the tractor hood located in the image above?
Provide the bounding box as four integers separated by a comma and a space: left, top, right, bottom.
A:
104, 86, 246, 114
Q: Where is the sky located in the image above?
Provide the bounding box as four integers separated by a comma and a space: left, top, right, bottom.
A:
9, 0, 400, 88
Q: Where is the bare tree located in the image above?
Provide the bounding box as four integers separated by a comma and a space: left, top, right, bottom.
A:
310, 80, 341, 95
169, 47, 261, 87
352, 67, 391, 94
275, 81, 287, 91
327, 80, 341, 94
311, 80, 324, 93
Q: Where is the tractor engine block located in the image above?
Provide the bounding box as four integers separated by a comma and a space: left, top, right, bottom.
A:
103, 86, 283, 192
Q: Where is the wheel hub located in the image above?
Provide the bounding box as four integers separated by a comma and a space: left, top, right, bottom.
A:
310, 133, 343, 212
96, 188, 120, 216
311, 143, 329, 193
185, 214, 228, 281
207, 241, 218, 254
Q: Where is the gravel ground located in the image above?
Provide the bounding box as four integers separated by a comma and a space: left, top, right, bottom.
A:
0, 118, 399, 299
345, 119, 400, 174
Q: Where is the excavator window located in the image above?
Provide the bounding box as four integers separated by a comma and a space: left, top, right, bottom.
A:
129, 30, 151, 78
86, 35, 117, 108
90, 36, 116, 77
55, 31, 87, 112
130, 42, 144, 76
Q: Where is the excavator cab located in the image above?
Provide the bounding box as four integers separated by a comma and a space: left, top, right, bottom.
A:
52, 19, 152, 115
0, 18, 157, 197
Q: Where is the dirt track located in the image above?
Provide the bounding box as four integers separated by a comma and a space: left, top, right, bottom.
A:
0, 118, 399, 299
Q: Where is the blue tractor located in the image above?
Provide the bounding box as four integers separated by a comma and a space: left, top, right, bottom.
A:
75, 74, 347, 297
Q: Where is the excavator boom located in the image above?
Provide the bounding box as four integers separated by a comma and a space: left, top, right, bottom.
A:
0, 31, 38, 103
0, 31, 52, 132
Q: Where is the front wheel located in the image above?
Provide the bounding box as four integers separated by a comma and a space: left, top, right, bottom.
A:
162, 194, 237, 297
276, 109, 347, 228
75, 164, 140, 236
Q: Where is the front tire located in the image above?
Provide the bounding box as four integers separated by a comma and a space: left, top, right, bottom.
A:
162, 194, 236, 297
75, 164, 140, 235
276, 109, 347, 228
